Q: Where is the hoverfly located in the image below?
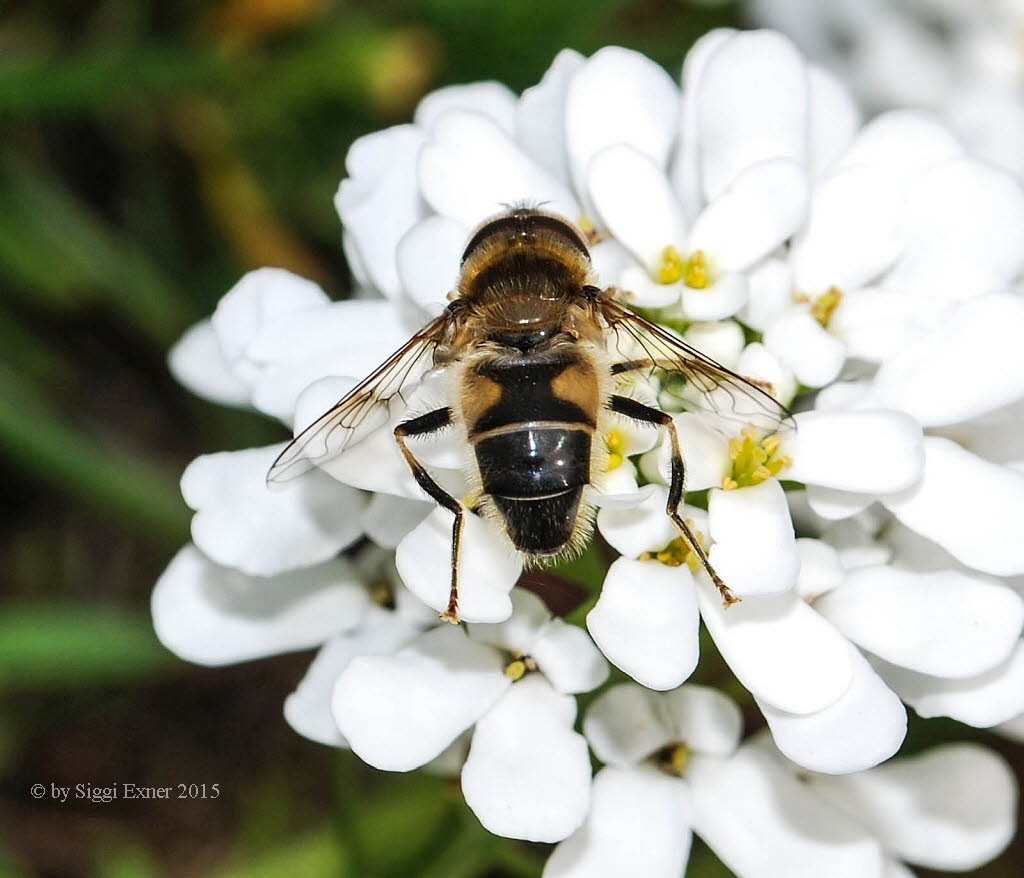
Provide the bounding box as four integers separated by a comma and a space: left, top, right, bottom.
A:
269, 208, 789, 622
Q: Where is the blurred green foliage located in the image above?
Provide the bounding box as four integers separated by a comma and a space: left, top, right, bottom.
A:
0, 0, 1020, 875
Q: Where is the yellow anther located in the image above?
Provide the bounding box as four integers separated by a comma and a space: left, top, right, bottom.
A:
810, 286, 843, 327
657, 245, 685, 284
605, 430, 626, 471
722, 426, 792, 490
640, 521, 708, 574
682, 249, 712, 289
368, 579, 395, 608
504, 654, 536, 681
504, 660, 527, 681
657, 742, 691, 777
577, 215, 605, 247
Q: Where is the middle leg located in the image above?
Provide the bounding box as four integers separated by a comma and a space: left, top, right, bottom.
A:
608, 394, 739, 607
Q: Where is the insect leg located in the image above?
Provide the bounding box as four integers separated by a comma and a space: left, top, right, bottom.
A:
393, 407, 465, 623
608, 395, 740, 607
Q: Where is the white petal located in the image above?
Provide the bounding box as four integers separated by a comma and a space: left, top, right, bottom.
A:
588, 145, 686, 273
817, 565, 1024, 678
688, 159, 809, 272
642, 414, 731, 493
596, 485, 678, 559
152, 546, 368, 666
679, 271, 749, 322
168, 320, 250, 406
696, 576, 854, 714
741, 258, 794, 331
336, 125, 425, 299
396, 508, 523, 622
517, 49, 585, 184
806, 65, 860, 178
759, 645, 907, 775
419, 110, 578, 228
566, 46, 679, 208
332, 625, 508, 771
888, 158, 1024, 304
660, 684, 744, 757
617, 265, 682, 308
829, 287, 925, 363
182, 444, 366, 577
785, 410, 924, 494
543, 766, 691, 878
532, 618, 609, 695
583, 683, 673, 766
396, 215, 468, 316
835, 110, 963, 178
875, 640, 1024, 727
414, 82, 517, 133
790, 163, 905, 295
360, 493, 432, 549
689, 746, 886, 878
247, 299, 410, 422
283, 607, 421, 746
682, 320, 745, 370
708, 480, 800, 597
763, 309, 846, 388
883, 437, 1024, 576
696, 31, 809, 201
870, 292, 1024, 426
732, 340, 798, 408
212, 268, 329, 386
466, 588, 549, 655
587, 558, 700, 690
462, 676, 591, 842
795, 538, 845, 600
672, 28, 737, 219
808, 744, 1017, 871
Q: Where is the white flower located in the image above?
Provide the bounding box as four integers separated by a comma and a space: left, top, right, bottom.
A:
331, 590, 608, 842
749, 0, 1024, 178
547, 683, 1015, 877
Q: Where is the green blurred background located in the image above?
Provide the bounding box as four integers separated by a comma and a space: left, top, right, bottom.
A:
0, 1, 1021, 875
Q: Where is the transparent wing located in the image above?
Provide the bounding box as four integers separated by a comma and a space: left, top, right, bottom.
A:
268, 313, 454, 484
600, 297, 793, 433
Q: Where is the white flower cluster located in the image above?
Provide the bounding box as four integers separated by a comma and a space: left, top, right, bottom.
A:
159, 28, 1024, 876
750, 0, 1024, 178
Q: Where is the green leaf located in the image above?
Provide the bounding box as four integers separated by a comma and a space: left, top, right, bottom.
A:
214, 827, 349, 878
0, 369, 189, 542
0, 604, 172, 687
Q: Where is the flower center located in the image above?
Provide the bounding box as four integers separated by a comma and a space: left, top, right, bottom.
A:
655, 741, 690, 777
721, 426, 791, 490
793, 286, 843, 327
639, 522, 708, 574
578, 215, 607, 247
368, 578, 396, 609
503, 653, 537, 681
657, 246, 714, 289
605, 429, 626, 471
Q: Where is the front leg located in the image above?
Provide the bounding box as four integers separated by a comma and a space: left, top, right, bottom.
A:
394, 407, 465, 623
608, 395, 739, 607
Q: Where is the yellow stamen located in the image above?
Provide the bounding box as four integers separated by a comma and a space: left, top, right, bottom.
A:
368, 579, 395, 608
722, 425, 791, 490
504, 654, 537, 681
682, 249, 711, 289
658, 245, 685, 284
504, 660, 527, 681
639, 520, 708, 574
605, 430, 626, 471
657, 742, 690, 777
810, 286, 843, 327
577, 215, 606, 247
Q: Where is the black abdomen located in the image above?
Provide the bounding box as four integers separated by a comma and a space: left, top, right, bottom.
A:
476, 428, 590, 555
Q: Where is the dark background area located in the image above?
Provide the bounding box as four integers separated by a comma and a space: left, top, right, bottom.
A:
0, 1, 1021, 875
